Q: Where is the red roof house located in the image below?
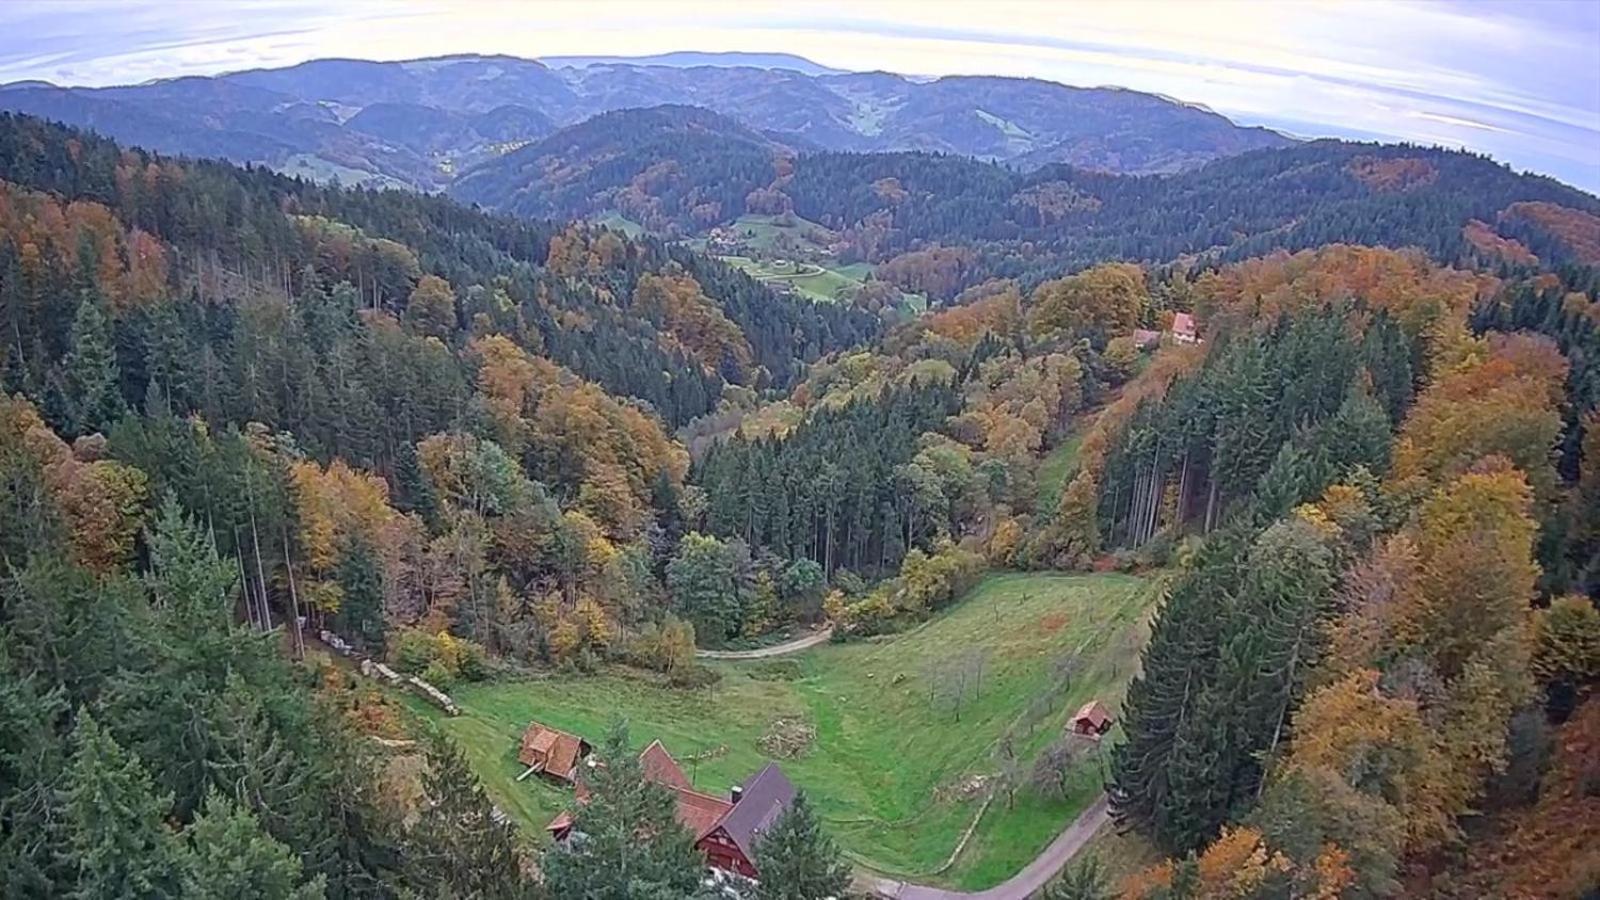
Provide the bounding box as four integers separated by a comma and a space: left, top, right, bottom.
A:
1171, 312, 1199, 344
546, 741, 795, 880
518, 722, 592, 784
1071, 700, 1114, 736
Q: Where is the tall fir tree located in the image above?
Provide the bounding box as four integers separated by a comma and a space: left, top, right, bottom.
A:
61, 712, 181, 900
63, 290, 124, 437
180, 790, 327, 900
402, 731, 526, 900
540, 721, 714, 899
751, 790, 851, 900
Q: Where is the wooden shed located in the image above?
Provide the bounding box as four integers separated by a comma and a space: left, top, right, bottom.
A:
1071, 700, 1114, 736
518, 722, 592, 784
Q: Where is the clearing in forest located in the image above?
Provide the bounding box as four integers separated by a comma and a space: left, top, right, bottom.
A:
409, 571, 1159, 890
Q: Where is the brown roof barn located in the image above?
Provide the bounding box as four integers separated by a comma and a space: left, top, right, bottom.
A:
547, 740, 794, 880
518, 722, 592, 784
1071, 700, 1114, 736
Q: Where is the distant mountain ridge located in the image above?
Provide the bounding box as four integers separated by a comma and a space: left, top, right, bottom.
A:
0, 51, 1293, 190
453, 108, 1600, 297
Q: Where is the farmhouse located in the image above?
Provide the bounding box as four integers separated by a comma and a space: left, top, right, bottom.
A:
1070, 700, 1114, 736
1171, 312, 1199, 344
698, 762, 796, 878
517, 722, 592, 784
547, 740, 795, 879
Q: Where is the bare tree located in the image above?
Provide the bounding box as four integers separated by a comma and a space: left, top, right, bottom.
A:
1031, 736, 1086, 798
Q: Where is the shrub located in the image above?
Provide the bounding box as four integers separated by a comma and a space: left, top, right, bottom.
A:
388, 628, 489, 683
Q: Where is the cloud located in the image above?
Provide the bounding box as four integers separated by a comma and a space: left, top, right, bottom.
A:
0, 0, 1594, 191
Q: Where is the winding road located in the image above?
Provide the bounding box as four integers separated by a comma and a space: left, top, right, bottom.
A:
863, 795, 1111, 900
694, 627, 835, 659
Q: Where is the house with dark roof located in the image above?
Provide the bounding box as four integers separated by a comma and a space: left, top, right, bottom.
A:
517, 722, 592, 785
545, 740, 795, 880
698, 762, 796, 878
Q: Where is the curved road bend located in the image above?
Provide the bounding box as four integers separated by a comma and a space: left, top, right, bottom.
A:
864, 795, 1111, 900
695, 627, 835, 659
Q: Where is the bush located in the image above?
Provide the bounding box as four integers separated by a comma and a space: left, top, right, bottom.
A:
421, 659, 455, 690
387, 628, 489, 683
1133, 530, 1175, 568
668, 664, 722, 689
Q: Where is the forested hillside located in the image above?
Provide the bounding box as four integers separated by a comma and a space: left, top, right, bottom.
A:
456, 124, 1600, 299
3, 95, 1599, 900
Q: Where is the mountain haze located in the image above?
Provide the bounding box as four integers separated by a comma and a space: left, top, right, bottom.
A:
0, 52, 1293, 190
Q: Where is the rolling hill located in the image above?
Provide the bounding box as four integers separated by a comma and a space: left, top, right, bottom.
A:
452, 110, 1600, 294
0, 52, 1293, 190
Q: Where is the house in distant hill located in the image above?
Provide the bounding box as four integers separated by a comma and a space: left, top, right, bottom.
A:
1131, 328, 1162, 349
1070, 700, 1114, 737
705, 226, 746, 255
1171, 312, 1199, 344
517, 722, 592, 785
547, 740, 794, 880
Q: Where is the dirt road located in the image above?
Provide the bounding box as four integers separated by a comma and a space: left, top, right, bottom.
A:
694, 627, 834, 659
863, 795, 1111, 900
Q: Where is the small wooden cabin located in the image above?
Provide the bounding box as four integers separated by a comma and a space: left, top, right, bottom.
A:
518, 722, 591, 784
1071, 700, 1114, 736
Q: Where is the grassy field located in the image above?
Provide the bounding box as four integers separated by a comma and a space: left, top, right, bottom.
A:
726, 213, 836, 254
719, 255, 866, 304
409, 571, 1160, 889
589, 210, 645, 237
1036, 433, 1086, 516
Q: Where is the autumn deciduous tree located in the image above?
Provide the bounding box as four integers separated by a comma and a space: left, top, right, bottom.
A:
1533, 595, 1600, 688
403, 274, 457, 340
1028, 263, 1146, 341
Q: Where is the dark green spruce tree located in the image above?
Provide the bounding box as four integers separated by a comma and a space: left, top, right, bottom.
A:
751, 790, 851, 900
62, 289, 125, 437
402, 731, 527, 900
61, 712, 181, 899
180, 790, 326, 900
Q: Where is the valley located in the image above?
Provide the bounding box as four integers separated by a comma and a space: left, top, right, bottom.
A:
407, 570, 1161, 890
0, 9, 1597, 899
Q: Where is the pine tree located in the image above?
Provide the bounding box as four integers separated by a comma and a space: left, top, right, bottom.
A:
63, 291, 125, 437
403, 731, 525, 900
180, 790, 326, 900
0, 645, 72, 896
61, 712, 181, 899
1038, 858, 1111, 900
540, 721, 714, 899
334, 537, 386, 653
752, 790, 851, 900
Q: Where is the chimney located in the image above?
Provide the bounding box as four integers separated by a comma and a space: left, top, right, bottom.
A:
730, 785, 743, 805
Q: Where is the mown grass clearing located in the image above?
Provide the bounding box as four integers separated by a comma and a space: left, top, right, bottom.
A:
1036, 433, 1086, 516
409, 571, 1160, 889
589, 210, 645, 237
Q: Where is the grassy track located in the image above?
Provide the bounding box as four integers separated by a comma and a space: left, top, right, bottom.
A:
1035, 434, 1086, 516
410, 571, 1159, 889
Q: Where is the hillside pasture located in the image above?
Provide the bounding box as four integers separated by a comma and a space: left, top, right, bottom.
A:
409, 571, 1159, 889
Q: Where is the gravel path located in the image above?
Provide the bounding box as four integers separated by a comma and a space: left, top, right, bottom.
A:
862, 795, 1111, 900
694, 627, 835, 659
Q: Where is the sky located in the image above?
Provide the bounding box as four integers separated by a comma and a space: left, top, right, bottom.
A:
1, 0, 1597, 192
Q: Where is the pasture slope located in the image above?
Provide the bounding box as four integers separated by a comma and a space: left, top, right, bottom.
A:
410, 570, 1161, 890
